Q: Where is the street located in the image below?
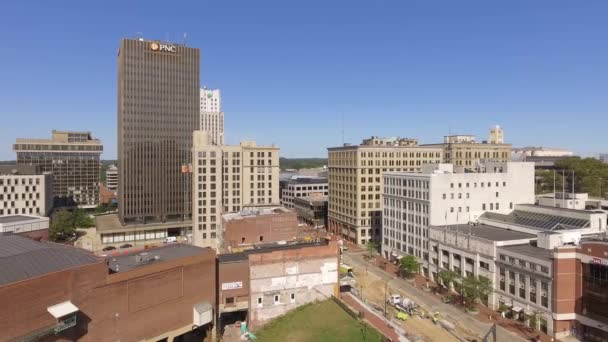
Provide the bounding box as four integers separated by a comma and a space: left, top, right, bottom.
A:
343, 250, 527, 342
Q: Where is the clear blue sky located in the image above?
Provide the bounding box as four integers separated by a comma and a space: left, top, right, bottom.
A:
1, 1, 606, 160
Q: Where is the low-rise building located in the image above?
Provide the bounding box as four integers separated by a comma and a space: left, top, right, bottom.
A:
280, 177, 328, 209
537, 192, 588, 210
292, 193, 328, 229
222, 206, 299, 252
217, 239, 339, 331
0, 165, 53, 217
0, 215, 49, 240
0, 235, 216, 342
427, 204, 608, 339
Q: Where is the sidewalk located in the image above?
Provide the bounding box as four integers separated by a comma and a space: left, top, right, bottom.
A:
344, 252, 528, 342
340, 292, 406, 342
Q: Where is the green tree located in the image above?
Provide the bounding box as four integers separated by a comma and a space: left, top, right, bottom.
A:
49, 210, 77, 241
461, 275, 493, 309
366, 241, 378, 259
399, 255, 420, 279
73, 209, 95, 228
535, 157, 608, 197
438, 270, 461, 292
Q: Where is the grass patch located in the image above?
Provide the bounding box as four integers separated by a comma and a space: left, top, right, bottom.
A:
254, 300, 383, 342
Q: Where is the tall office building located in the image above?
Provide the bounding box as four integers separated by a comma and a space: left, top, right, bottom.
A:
13, 130, 102, 207
105, 164, 118, 191
118, 38, 200, 224
327, 136, 443, 246
200, 88, 224, 145
192, 131, 280, 249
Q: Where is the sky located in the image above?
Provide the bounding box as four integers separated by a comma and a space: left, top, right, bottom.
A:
0, 1, 607, 160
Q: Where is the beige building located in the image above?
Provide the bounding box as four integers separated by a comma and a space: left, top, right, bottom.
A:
192, 131, 280, 249
327, 137, 443, 246
0, 165, 53, 217
423, 127, 511, 169
200, 88, 224, 145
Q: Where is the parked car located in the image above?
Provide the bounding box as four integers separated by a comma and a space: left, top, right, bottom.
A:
164, 236, 177, 244
120, 244, 133, 249
102, 246, 116, 251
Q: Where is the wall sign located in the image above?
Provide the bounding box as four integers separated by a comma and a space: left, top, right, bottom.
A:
222, 281, 243, 290
150, 42, 176, 53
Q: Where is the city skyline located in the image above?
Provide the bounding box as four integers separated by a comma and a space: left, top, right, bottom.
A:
1, 1, 607, 160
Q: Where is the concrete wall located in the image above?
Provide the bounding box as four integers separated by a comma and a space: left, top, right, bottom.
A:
248, 241, 339, 327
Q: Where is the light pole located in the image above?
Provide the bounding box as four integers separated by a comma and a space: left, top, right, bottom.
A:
384, 278, 392, 317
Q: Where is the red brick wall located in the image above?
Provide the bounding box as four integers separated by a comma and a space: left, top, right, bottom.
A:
224, 211, 299, 249
218, 260, 250, 305
248, 240, 339, 266
0, 248, 216, 342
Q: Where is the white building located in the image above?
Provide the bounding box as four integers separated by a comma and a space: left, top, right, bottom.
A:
0, 165, 53, 217
200, 88, 224, 145
192, 131, 280, 250
280, 177, 328, 209
0, 215, 50, 238
512, 147, 574, 159
105, 164, 118, 191
381, 161, 535, 264
537, 192, 588, 210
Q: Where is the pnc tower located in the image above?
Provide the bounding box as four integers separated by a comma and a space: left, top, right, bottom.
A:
117, 38, 200, 224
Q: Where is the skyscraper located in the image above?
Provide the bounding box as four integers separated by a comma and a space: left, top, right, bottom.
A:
13, 130, 102, 207
117, 38, 200, 224
200, 88, 224, 145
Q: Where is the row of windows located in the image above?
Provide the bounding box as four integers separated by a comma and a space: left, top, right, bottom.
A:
0, 207, 41, 215
499, 254, 550, 274
450, 181, 507, 189
499, 268, 549, 308
0, 192, 41, 200
0, 178, 41, 186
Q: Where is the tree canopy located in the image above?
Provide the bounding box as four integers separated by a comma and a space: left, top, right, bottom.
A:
399, 255, 420, 278
536, 157, 608, 197
461, 275, 493, 309
49, 209, 95, 241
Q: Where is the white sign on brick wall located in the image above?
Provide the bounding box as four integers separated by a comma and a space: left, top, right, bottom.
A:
222, 281, 243, 290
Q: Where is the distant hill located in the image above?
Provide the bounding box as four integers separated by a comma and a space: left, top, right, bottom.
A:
280, 158, 327, 171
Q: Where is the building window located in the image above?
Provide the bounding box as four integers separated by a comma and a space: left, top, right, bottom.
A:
290, 293, 295, 303
226, 297, 235, 305
257, 297, 263, 307
274, 295, 280, 305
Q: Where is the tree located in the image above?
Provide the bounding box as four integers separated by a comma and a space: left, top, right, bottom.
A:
366, 241, 378, 259
461, 275, 493, 310
49, 210, 77, 241
438, 270, 461, 292
399, 255, 420, 279
536, 157, 608, 197
72, 209, 95, 228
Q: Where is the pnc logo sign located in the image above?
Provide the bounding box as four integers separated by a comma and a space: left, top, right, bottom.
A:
149, 42, 176, 53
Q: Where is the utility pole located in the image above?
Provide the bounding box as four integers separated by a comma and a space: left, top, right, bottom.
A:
384, 279, 389, 317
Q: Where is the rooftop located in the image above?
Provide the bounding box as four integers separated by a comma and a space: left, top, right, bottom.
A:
480, 208, 590, 231
0, 165, 41, 176
499, 243, 553, 260
107, 243, 211, 273
222, 206, 291, 221
434, 224, 535, 242
0, 215, 47, 224
518, 203, 600, 215
218, 239, 330, 263
0, 235, 100, 286
95, 214, 192, 233
281, 177, 328, 184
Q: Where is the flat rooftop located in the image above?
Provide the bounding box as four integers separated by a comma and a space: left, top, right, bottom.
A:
480, 209, 590, 231
0, 165, 40, 176
499, 243, 553, 261
218, 239, 330, 263
222, 207, 291, 221
0, 235, 100, 286
518, 203, 602, 215
281, 177, 328, 184
95, 214, 192, 233
434, 224, 535, 242
107, 243, 211, 273
0, 215, 47, 224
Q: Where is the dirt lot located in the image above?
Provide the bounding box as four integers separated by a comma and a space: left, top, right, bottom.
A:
352, 266, 459, 342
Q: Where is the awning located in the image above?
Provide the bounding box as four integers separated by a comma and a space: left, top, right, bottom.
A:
512, 306, 523, 313
47, 301, 79, 319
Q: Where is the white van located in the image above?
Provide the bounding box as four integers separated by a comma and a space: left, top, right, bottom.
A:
164, 236, 177, 244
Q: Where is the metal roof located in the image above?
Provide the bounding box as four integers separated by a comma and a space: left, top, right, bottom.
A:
435, 224, 535, 242
0, 235, 100, 286
480, 209, 589, 231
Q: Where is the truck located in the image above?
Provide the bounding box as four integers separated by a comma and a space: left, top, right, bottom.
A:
387, 294, 417, 314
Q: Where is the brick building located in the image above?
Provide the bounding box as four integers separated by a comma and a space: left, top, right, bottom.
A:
0, 236, 216, 342
217, 239, 339, 332
222, 207, 299, 252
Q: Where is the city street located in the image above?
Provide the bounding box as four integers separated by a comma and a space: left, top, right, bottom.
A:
343, 250, 526, 342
